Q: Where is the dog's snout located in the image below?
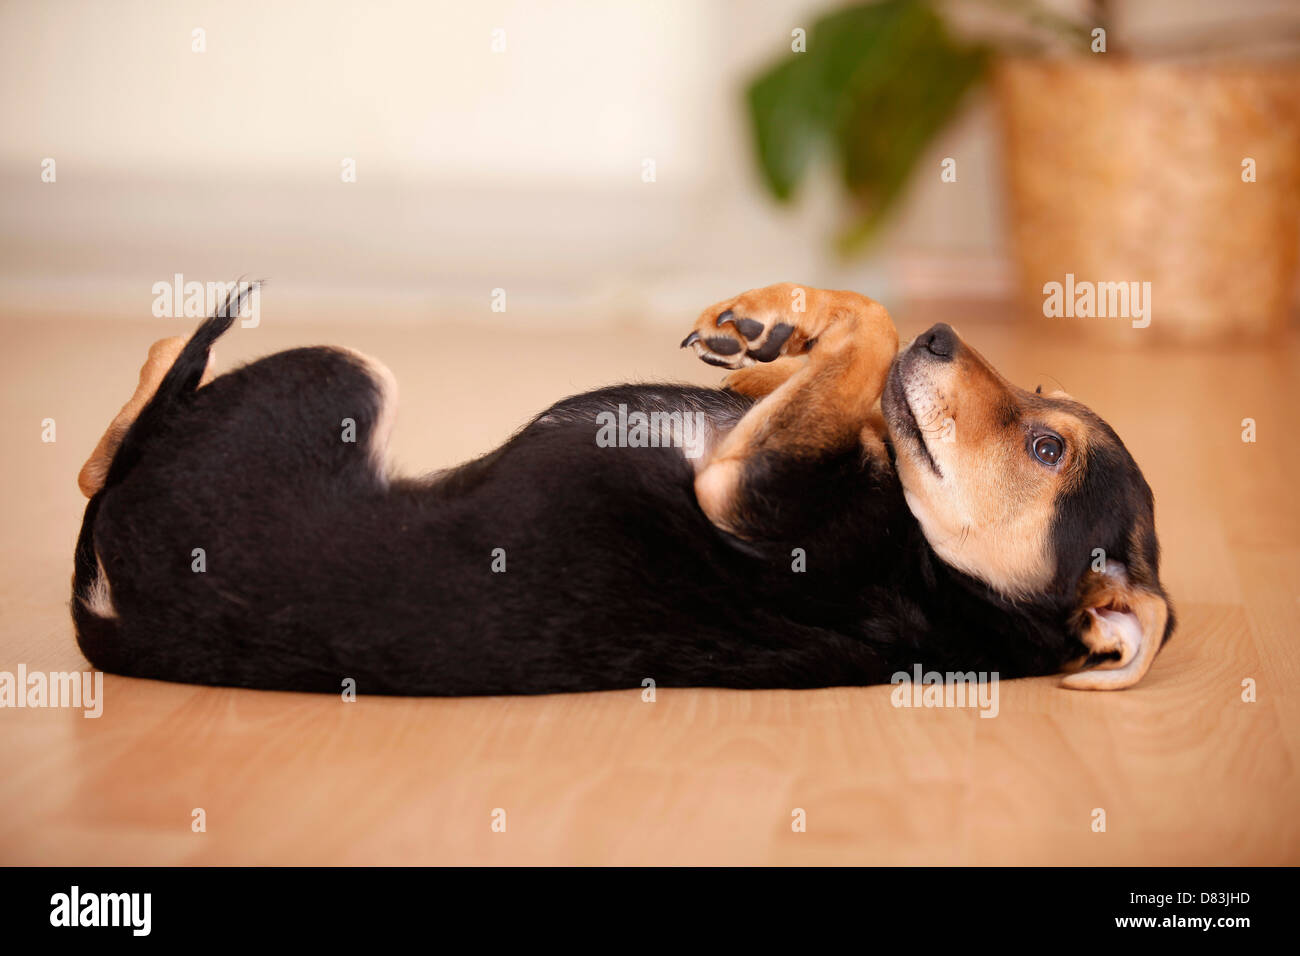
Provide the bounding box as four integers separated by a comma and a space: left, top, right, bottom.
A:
916, 323, 958, 360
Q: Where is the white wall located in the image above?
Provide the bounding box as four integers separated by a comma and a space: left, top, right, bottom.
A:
2, 0, 726, 184
1, 0, 1294, 326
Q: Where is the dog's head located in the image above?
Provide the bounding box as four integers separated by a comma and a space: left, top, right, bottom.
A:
881, 322, 1174, 690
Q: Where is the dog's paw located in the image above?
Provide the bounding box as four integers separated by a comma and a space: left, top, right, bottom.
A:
680, 284, 817, 370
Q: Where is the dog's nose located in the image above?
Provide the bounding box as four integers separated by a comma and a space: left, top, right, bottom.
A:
916, 323, 957, 359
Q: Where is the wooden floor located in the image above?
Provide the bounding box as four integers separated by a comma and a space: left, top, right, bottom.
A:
1, 304, 1297, 865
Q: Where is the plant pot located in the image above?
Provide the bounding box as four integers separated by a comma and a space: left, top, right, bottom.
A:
994, 57, 1300, 345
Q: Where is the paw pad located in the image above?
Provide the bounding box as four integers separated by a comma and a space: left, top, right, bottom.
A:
683, 295, 815, 370
717, 310, 765, 341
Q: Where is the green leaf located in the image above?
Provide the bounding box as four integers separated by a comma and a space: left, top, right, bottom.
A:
745, 0, 990, 254
747, 54, 825, 201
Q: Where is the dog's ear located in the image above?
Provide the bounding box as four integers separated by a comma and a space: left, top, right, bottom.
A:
1060, 560, 1169, 691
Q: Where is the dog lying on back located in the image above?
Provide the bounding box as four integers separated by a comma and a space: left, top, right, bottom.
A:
72, 284, 1173, 695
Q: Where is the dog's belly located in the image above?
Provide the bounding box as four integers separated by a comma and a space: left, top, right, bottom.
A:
87, 380, 901, 694
526, 383, 751, 470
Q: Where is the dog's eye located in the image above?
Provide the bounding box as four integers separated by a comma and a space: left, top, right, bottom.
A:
1032, 434, 1064, 466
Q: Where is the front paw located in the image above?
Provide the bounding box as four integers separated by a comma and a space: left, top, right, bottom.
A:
681, 284, 813, 369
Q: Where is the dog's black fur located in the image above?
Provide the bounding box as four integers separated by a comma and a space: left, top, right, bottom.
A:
72, 307, 1106, 696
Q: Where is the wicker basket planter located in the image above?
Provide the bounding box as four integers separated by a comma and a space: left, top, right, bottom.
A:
994, 57, 1300, 344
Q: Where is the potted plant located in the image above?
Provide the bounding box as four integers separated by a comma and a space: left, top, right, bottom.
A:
746, 0, 1300, 343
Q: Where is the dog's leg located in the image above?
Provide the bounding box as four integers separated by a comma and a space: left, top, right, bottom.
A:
683, 284, 898, 537
78, 337, 218, 498
721, 356, 804, 399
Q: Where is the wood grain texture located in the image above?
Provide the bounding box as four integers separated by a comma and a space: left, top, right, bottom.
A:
1, 304, 1296, 865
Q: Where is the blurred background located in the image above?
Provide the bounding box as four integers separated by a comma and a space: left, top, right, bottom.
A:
2, 0, 1296, 336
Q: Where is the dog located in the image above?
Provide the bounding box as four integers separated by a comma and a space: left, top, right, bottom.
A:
71, 283, 1174, 695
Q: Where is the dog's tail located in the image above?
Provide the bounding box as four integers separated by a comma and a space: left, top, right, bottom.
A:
71, 283, 258, 670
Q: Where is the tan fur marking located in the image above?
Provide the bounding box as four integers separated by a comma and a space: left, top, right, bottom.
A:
690, 286, 898, 535
336, 348, 399, 484
78, 337, 218, 498
888, 340, 1065, 597
723, 356, 805, 399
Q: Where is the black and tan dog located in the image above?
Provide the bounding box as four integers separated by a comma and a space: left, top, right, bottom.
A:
72, 284, 1173, 695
